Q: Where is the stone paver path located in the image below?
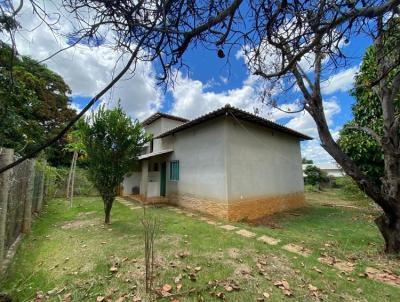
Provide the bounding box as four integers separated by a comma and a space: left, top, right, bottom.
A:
116, 200, 365, 277
257, 235, 280, 245
282, 243, 312, 257
116, 198, 143, 211
236, 229, 256, 238
219, 224, 238, 231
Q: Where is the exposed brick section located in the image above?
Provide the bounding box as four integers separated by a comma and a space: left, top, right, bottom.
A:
168, 193, 229, 219
124, 192, 305, 221
228, 192, 305, 221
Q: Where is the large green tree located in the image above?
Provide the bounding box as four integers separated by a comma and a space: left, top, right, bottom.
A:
338, 28, 400, 186
0, 42, 76, 166
80, 106, 147, 224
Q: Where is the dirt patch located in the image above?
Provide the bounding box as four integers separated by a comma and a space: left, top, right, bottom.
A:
234, 264, 254, 279
227, 248, 240, 259
256, 254, 295, 278
364, 267, 400, 287
77, 211, 97, 217
318, 255, 355, 273
60, 219, 99, 229
282, 243, 312, 257
248, 217, 282, 228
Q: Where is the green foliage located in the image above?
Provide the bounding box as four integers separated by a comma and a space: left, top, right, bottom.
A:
338, 21, 400, 186
0, 42, 76, 166
304, 165, 328, 186
334, 176, 370, 203
302, 157, 313, 164
80, 105, 147, 222
50, 167, 98, 197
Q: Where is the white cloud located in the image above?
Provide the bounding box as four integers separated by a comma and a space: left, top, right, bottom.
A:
321, 66, 359, 95
169, 71, 262, 119
1, 2, 162, 120
301, 140, 336, 165
169, 72, 342, 165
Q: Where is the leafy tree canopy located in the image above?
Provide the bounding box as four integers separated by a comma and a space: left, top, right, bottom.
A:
338, 23, 400, 186
0, 42, 76, 166
80, 105, 148, 224
302, 157, 313, 164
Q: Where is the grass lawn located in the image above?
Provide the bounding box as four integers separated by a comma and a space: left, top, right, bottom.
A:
1, 189, 400, 301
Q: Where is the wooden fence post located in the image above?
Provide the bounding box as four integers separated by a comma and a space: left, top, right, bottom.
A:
36, 161, 45, 212
22, 159, 35, 234
0, 148, 14, 265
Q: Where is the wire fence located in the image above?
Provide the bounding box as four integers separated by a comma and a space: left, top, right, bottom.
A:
0, 147, 56, 274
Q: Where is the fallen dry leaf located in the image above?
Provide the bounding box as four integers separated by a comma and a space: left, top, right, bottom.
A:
62, 293, 72, 302
318, 255, 355, 273
364, 267, 400, 287
162, 284, 172, 292
312, 266, 323, 274
308, 284, 318, 291
263, 292, 270, 299
96, 296, 105, 302
274, 280, 292, 297
110, 266, 118, 273
174, 274, 182, 284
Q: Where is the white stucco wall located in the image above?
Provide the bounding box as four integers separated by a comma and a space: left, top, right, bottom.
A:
166, 116, 227, 201
144, 117, 186, 153
226, 118, 304, 201
161, 118, 186, 133
122, 172, 141, 195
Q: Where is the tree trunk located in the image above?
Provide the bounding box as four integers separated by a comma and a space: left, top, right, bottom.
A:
22, 159, 36, 234
69, 152, 78, 208
375, 213, 400, 253
66, 152, 74, 200
104, 199, 113, 224
0, 148, 13, 266
307, 94, 400, 252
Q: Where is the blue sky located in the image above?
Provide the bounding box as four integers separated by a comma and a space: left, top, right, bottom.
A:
3, 1, 376, 165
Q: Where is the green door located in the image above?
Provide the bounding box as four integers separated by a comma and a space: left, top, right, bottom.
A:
160, 162, 166, 197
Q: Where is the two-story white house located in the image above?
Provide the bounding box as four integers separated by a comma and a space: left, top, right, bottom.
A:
122, 104, 312, 221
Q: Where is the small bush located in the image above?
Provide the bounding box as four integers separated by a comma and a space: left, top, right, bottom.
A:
335, 176, 370, 202
304, 165, 329, 186
304, 184, 321, 192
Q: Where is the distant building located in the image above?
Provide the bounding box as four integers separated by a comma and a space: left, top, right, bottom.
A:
302, 163, 344, 177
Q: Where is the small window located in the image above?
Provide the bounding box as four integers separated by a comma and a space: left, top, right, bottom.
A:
150, 139, 154, 153
153, 163, 159, 172
170, 160, 179, 181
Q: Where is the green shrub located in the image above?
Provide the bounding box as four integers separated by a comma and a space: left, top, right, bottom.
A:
335, 176, 370, 202
304, 165, 329, 186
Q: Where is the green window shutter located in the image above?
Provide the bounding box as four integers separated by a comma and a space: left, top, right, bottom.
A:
170, 160, 179, 181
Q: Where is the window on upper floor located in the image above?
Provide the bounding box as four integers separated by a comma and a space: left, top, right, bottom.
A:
170, 160, 179, 181
150, 139, 154, 153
